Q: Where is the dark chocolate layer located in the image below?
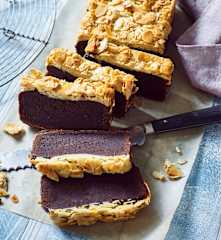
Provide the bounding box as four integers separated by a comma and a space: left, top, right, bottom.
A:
19, 91, 111, 130
46, 66, 128, 117
85, 54, 167, 101
75, 40, 88, 56
46, 65, 77, 82
31, 129, 131, 158
41, 165, 148, 210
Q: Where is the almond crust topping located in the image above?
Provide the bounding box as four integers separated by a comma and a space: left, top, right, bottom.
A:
21, 69, 115, 108
47, 183, 150, 226
46, 48, 137, 100
86, 37, 174, 84
78, 0, 176, 54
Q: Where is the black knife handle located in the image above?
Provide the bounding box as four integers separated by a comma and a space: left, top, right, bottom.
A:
151, 105, 221, 134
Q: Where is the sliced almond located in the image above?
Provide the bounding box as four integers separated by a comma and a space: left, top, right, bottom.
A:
3, 123, 25, 136
142, 31, 154, 43
97, 38, 109, 54
95, 4, 107, 18
0, 172, 8, 197
164, 160, 183, 180
11, 194, 19, 204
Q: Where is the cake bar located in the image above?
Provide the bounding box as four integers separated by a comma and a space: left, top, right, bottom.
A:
19, 69, 114, 130
30, 129, 132, 181
41, 165, 150, 226
85, 37, 174, 100
46, 48, 137, 116
76, 0, 176, 55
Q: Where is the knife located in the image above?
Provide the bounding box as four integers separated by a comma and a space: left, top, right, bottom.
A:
1, 105, 221, 171
129, 105, 221, 146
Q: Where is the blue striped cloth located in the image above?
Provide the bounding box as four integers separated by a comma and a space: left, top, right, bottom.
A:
165, 99, 221, 240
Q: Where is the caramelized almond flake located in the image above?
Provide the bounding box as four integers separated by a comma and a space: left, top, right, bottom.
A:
3, 123, 25, 136
164, 160, 183, 180
11, 194, 19, 204
95, 4, 107, 18
0, 172, 8, 197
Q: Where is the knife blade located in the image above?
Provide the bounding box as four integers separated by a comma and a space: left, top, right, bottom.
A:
129, 105, 221, 146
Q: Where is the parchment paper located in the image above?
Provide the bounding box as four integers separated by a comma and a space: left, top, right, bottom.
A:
0, 1, 213, 239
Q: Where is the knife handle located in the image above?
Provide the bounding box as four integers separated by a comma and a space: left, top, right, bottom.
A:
151, 105, 221, 134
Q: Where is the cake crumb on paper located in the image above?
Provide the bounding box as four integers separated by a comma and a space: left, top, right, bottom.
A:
164, 160, 183, 180
0, 172, 9, 197
177, 159, 188, 165
152, 171, 167, 181
3, 123, 25, 136
11, 194, 19, 204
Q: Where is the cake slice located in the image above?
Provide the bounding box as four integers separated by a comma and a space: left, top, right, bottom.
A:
30, 129, 132, 181
41, 165, 151, 226
76, 0, 176, 56
46, 48, 137, 117
85, 37, 174, 101
19, 69, 114, 130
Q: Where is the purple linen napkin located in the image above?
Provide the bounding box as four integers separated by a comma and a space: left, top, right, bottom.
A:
177, 0, 221, 97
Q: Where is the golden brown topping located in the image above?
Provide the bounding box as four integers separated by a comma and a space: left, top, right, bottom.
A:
3, 123, 25, 136
21, 69, 115, 108
78, 0, 176, 54
11, 194, 19, 204
46, 48, 137, 99
86, 37, 174, 83
164, 160, 184, 180
0, 172, 9, 197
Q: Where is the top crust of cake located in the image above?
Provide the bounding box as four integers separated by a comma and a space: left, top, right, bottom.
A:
46, 48, 137, 100
86, 36, 174, 84
78, 0, 176, 54
20, 69, 115, 108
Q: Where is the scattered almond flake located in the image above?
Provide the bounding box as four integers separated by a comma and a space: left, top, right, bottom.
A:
177, 159, 188, 165
142, 31, 154, 43
97, 38, 108, 54
95, 4, 107, 18
11, 194, 19, 204
3, 123, 25, 136
0, 172, 9, 197
175, 146, 183, 155
164, 160, 183, 180
152, 171, 167, 181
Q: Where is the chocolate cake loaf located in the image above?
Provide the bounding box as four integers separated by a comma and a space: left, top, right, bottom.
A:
85, 37, 174, 101
46, 48, 137, 117
76, 0, 176, 56
30, 129, 132, 181
41, 165, 151, 226
19, 69, 115, 130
